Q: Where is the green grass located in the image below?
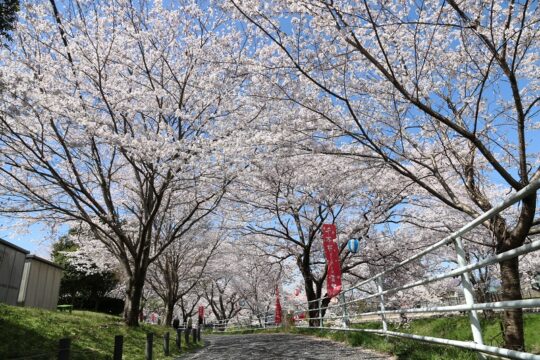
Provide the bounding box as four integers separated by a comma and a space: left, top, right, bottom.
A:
291, 313, 540, 359
0, 303, 203, 359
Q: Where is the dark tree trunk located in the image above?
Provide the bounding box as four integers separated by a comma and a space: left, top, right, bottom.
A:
499, 257, 524, 350
165, 299, 175, 327
303, 279, 315, 325
319, 295, 331, 319
123, 269, 147, 327
495, 192, 536, 350
303, 273, 322, 327
307, 299, 320, 327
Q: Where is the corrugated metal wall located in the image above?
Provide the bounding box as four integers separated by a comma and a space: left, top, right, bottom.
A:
0, 242, 28, 306
18, 258, 63, 310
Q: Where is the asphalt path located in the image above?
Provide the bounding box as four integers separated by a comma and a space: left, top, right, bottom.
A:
182, 333, 393, 359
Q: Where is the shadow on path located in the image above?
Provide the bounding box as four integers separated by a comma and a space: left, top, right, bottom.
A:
183, 333, 392, 359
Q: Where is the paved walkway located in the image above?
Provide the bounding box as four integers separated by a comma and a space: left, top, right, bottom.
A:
183, 333, 393, 359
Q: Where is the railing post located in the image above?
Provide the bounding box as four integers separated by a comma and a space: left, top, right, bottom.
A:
318, 298, 323, 328
145, 332, 153, 360
340, 292, 349, 328
376, 276, 387, 332
454, 237, 486, 360
113, 335, 123, 360
176, 328, 181, 350
192, 328, 197, 344
185, 327, 190, 345
163, 332, 170, 356
58, 338, 71, 360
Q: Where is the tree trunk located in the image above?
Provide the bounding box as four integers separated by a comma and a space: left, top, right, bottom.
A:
123, 270, 146, 326
499, 257, 524, 350
165, 299, 175, 327
319, 295, 331, 319
495, 192, 536, 350
307, 299, 320, 327
303, 276, 322, 327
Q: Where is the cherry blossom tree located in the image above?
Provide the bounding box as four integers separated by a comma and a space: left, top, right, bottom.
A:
228, 0, 540, 348
226, 151, 407, 326
1, 1, 537, 348
178, 292, 203, 324
147, 222, 222, 326
204, 270, 243, 326
199, 238, 283, 327
227, 241, 287, 326
0, 0, 247, 325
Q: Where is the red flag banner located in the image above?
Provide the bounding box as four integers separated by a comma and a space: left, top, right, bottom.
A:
321, 224, 342, 298
198, 305, 205, 319
275, 286, 282, 325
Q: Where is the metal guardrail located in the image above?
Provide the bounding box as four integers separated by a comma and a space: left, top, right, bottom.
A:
210, 313, 277, 332
211, 178, 540, 359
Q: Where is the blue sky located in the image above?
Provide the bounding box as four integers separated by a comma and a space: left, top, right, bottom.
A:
0, 219, 61, 258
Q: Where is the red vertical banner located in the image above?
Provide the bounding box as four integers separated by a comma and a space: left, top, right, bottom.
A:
198, 305, 205, 326
274, 285, 282, 325
321, 224, 342, 298
198, 305, 205, 319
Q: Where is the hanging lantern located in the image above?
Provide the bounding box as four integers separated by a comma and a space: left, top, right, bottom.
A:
348, 238, 360, 253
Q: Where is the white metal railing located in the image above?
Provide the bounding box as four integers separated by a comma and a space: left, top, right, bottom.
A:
208, 312, 277, 332
215, 178, 540, 359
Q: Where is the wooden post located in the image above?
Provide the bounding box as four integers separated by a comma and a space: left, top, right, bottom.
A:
197, 327, 201, 342
184, 328, 190, 345
176, 328, 182, 350
192, 328, 197, 344
163, 332, 170, 356
58, 338, 71, 360
113, 335, 123, 360
146, 332, 153, 360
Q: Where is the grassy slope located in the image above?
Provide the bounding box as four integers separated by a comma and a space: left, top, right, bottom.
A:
0, 304, 202, 360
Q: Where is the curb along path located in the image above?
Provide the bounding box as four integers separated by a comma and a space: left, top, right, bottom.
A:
182, 333, 393, 359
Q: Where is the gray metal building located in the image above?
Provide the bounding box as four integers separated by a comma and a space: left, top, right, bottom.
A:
17, 255, 63, 310
0, 238, 29, 306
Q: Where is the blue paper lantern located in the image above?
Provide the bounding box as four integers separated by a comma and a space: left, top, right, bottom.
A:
348, 239, 360, 253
